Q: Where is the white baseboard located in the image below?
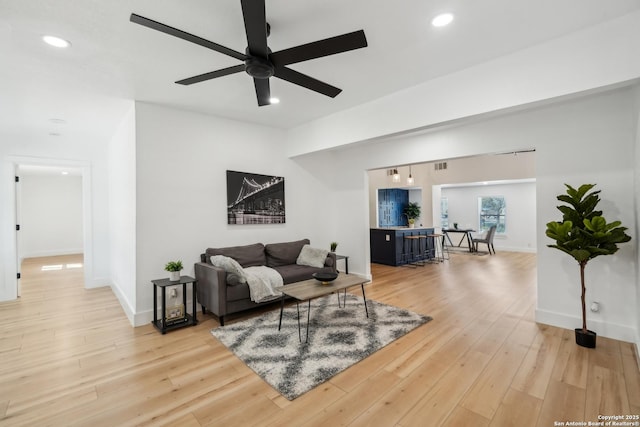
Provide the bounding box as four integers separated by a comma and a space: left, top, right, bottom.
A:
495, 246, 537, 253
88, 277, 110, 289
535, 308, 636, 343
134, 309, 153, 327
133, 298, 197, 327
22, 249, 84, 259
110, 280, 136, 327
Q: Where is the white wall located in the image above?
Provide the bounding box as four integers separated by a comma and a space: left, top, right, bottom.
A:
19, 174, 83, 258
132, 102, 334, 325
295, 87, 637, 342
534, 91, 636, 342
108, 104, 137, 324
441, 181, 536, 252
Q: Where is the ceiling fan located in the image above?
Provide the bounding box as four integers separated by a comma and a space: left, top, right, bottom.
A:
130, 0, 368, 106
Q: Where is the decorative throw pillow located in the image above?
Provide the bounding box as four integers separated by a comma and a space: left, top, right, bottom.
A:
210, 255, 247, 285
296, 245, 329, 268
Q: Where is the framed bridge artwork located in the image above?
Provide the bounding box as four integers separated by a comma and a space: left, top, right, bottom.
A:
226, 170, 285, 225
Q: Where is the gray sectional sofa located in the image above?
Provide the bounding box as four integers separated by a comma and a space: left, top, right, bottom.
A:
194, 239, 337, 325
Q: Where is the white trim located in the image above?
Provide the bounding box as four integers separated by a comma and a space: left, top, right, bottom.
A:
535, 308, 636, 343
1, 159, 18, 301
110, 279, 136, 326
440, 178, 536, 189
21, 249, 84, 259
80, 163, 93, 290
134, 309, 153, 327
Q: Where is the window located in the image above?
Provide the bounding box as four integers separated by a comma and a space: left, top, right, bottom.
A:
478, 196, 506, 233
440, 198, 449, 229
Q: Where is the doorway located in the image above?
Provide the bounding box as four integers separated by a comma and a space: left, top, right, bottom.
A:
9, 158, 93, 298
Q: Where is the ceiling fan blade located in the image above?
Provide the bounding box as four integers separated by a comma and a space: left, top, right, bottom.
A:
270, 30, 367, 67
274, 67, 341, 98
130, 13, 246, 61
175, 64, 245, 85
240, 0, 269, 58
253, 78, 271, 106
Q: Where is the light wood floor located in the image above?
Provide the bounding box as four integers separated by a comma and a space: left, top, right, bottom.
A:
1, 252, 639, 426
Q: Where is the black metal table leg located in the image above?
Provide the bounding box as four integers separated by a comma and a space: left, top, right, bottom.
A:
296, 302, 301, 342
182, 282, 187, 322
153, 283, 158, 326
161, 285, 167, 334
361, 284, 369, 318
336, 289, 348, 308
192, 282, 197, 324
305, 300, 311, 343
278, 294, 285, 331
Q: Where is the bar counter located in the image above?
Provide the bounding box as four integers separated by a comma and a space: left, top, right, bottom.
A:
370, 227, 435, 266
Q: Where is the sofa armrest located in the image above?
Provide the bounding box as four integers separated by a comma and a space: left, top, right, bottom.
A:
194, 262, 227, 318
325, 252, 337, 273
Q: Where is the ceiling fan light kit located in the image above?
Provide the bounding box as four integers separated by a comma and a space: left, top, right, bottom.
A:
130, 0, 368, 106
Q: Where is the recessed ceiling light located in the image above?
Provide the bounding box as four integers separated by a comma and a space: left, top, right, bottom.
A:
269, 97, 280, 104
49, 118, 67, 124
48, 132, 61, 137
42, 35, 71, 48
432, 13, 454, 27
61, 171, 69, 175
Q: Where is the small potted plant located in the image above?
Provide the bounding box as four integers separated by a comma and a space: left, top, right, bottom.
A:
330, 242, 338, 252
165, 260, 183, 281
403, 202, 421, 228
546, 184, 631, 348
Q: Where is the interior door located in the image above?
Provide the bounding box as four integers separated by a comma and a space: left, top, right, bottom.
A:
15, 172, 21, 297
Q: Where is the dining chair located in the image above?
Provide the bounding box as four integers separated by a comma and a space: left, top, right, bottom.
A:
472, 225, 497, 254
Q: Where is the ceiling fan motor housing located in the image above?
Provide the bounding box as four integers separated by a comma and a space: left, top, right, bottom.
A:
244, 50, 274, 79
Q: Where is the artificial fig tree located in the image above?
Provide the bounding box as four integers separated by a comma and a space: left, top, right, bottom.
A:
545, 184, 631, 348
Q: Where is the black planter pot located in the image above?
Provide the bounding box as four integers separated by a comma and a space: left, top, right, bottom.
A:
575, 328, 597, 348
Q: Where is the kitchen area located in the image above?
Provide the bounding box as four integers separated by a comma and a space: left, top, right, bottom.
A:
370, 186, 435, 266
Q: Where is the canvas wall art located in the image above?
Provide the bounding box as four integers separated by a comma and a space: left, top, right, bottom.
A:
226, 170, 285, 225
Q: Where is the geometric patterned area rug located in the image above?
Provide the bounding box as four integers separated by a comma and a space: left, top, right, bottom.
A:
210, 293, 432, 400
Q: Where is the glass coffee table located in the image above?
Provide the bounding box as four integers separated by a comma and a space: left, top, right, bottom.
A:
276, 274, 370, 342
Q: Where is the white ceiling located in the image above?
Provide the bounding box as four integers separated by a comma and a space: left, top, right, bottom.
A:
2, 0, 640, 146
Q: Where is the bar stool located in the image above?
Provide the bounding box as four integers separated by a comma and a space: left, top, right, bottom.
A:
418, 235, 429, 263
403, 235, 422, 266
441, 234, 450, 260
426, 233, 448, 263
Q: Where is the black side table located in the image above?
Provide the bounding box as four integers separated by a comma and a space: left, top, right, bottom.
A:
151, 275, 198, 334
335, 254, 349, 274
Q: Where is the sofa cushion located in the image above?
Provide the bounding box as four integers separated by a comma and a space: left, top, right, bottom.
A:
296, 245, 329, 268
227, 283, 251, 301
206, 243, 266, 268
265, 239, 310, 267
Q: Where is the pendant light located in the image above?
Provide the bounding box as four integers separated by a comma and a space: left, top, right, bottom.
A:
392, 168, 400, 183
407, 165, 414, 185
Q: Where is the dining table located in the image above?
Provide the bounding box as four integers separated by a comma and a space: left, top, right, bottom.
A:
442, 228, 476, 252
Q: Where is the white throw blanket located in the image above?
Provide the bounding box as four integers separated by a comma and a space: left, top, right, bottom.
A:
244, 266, 283, 303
